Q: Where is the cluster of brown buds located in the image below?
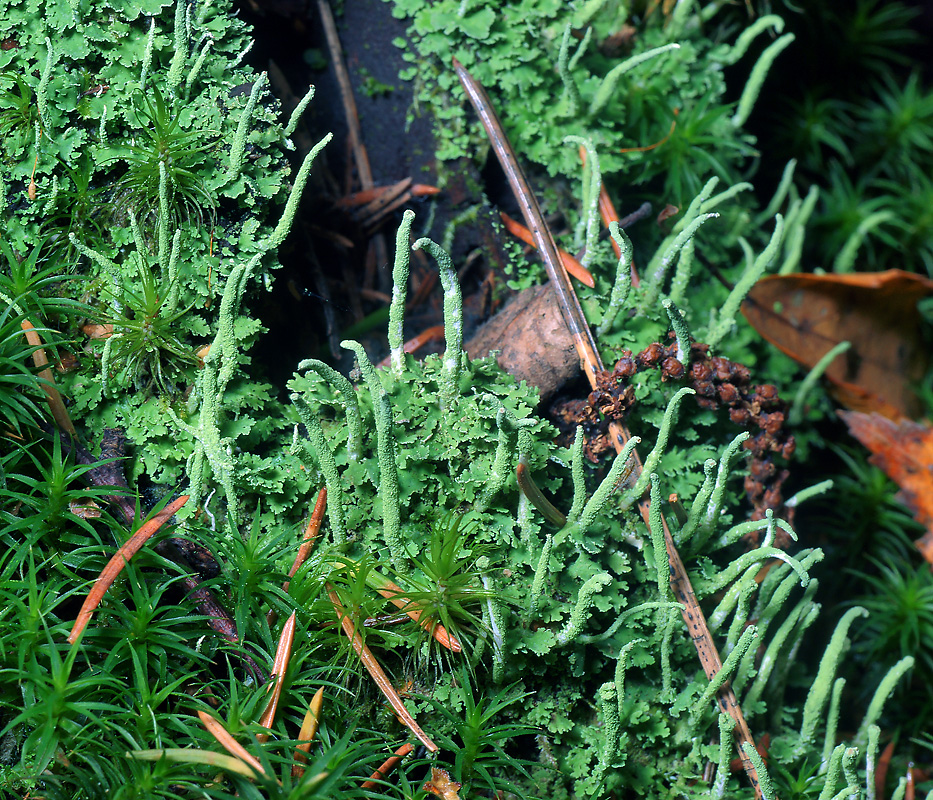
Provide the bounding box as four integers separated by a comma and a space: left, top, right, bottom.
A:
581, 335, 796, 540
686, 342, 795, 533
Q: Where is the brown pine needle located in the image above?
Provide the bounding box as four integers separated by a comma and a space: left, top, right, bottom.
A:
67, 495, 189, 645
21, 320, 76, 435
326, 584, 438, 752
257, 611, 297, 743
376, 326, 446, 368
454, 59, 764, 800
499, 211, 595, 288
291, 687, 325, 778
360, 743, 414, 789
366, 573, 462, 652
286, 489, 328, 586
197, 709, 268, 777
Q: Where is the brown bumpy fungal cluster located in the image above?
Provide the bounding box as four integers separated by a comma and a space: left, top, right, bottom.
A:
569, 334, 796, 542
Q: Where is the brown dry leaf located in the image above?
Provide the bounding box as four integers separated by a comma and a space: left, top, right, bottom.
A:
742, 270, 933, 420
422, 767, 461, 800
82, 323, 114, 339
69, 499, 102, 519
839, 410, 933, 563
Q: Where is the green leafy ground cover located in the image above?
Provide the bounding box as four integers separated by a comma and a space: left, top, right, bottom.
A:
0, 0, 930, 797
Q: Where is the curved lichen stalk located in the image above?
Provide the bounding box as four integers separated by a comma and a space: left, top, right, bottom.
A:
340, 339, 406, 573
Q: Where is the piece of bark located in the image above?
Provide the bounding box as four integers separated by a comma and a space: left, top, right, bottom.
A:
464, 284, 580, 403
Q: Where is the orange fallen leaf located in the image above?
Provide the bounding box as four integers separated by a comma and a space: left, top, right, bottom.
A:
742, 270, 933, 420
376, 326, 446, 368
369, 575, 462, 653
422, 766, 462, 800
839, 411, 933, 563
67, 495, 189, 644
286, 489, 327, 585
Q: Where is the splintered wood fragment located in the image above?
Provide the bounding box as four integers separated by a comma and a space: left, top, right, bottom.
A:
257, 611, 297, 743
21, 320, 76, 435
336, 178, 412, 210
198, 710, 268, 777
361, 743, 415, 789
327, 584, 439, 752
454, 59, 764, 800
499, 211, 595, 287
292, 687, 325, 777
67, 495, 189, 644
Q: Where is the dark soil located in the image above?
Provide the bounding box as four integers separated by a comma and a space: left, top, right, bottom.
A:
236, 0, 511, 386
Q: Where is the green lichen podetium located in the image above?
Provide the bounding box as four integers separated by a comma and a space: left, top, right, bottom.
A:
285, 211, 914, 799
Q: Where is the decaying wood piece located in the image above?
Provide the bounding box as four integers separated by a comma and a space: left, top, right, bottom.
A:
464, 284, 579, 403
453, 59, 765, 799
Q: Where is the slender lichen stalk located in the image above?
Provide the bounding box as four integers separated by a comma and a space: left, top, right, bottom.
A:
692, 625, 759, 720
854, 656, 915, 751
269, 132, 333, 249
596, 681, 621, 777
388, 211, 415, 378
713, 714, 738, 799
731, 33, 795, 128
227, 72, 268, 180
296, 358, 363, 461
707, 215, 785, 349
525, 533, 553, 622
662, 298, 691, 363
597, 221, 633, 337
717, 14, 785, 65
567, 426, 586, 522
476, 407, 528, 511
590, 43, 681, 115
37, 38, 56, 134
789, 341, 851, 426
284, 85, 316, 139
564, 134, 600, 270
556, 25, 582, 116
553, 572, 612, 648
821, 677, 846, 768
291, 395, 347, 544
167, 0, 188, 94
797, 606, 869, 759
623, 387, 695, 503
341, 339, 406, 572
559, 436, 640, 542
140, 18, 156, 90
411, 236, 463, 408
